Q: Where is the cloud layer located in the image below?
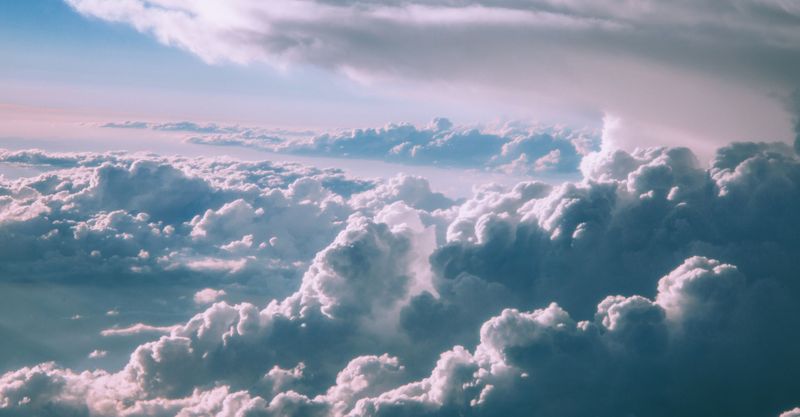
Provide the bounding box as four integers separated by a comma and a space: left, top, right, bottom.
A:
2, 132, 800, 416
105, 117, 600, 174
0, 148, 453, 369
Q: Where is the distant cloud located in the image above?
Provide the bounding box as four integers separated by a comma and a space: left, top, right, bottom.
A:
275, 118, 598, 174
107, 117, 600, 174
101, 120, 314, 137
193, 288, 226, 305
100, 121, 149, 130
87, 350, 107, 359
100, 323, 178, 337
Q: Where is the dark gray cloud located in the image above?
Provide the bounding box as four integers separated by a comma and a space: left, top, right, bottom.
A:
350, 256, 798, 417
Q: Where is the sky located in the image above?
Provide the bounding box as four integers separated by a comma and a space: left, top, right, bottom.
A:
1, 1, 800, 417
0, 0, 536, 132
2, 0, 798, 156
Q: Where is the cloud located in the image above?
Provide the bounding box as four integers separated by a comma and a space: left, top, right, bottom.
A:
176, 117, 598, 174
88, 350, 107, 359
100, 324, 178, 337
3, 254, 799, 416
0, 148, 373, 369
349, 256, 790, 417
0, 149, 371, 281
101, 116, 597, 174
791, 88, 800, 153
66, 0, 800, 152
429, 142, 800, 317
193, 288, 227, 305
0, 147, 463, 372
350, 174, 454, 212
0, 151, 358, 299
2, 135, 800, 416
101, 120, 315, 137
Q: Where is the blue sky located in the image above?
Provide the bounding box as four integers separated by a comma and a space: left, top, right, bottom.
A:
0, 0, 515, 131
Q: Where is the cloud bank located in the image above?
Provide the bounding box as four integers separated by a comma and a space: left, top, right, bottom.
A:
2, 132, 800, 415
105, 117, 600, 174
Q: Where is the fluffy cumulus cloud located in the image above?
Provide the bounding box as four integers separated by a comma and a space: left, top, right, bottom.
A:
105, 117, 600, 174
2, 133, 800, 416
67, 0, 800, 151
0, 148, 461, 369
0, 149, 363, 287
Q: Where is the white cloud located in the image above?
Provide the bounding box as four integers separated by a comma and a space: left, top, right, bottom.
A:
88, 350, 107, 359
351, 174, 455, 212
348, 255, 791, 416
193, 288, 227, 305
184, 257, 249, 273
